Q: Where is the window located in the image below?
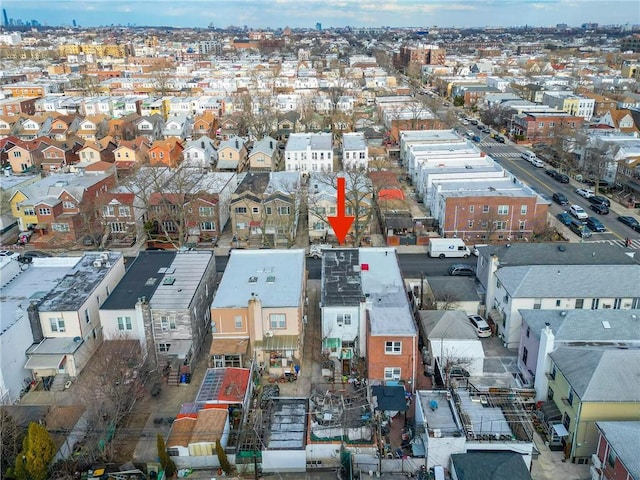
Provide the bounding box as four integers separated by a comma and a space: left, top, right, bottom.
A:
50, 317, 65, 332
52, 223, 70, 232
494, 221, 507, 230
337, 313, 352, 326
556, 299, 561, 307
575, 299, 584, 309
385, 341, 402, 354
38, 207, 51, 215
498, 205, 509, 215
384, 367, 401, 380
521, 205, 527, 215
482, 205, 490, 213
591, 298, 600, 309
547, 386, 554, 401
110, 222, 126, 233
63, 201, 75, 209
199, 206, 214, 217
158, 343, 171, 353
567, 389, 574, 406
278, 206, 291, 215
270, 313, 286, 329
550, 364, 556, 380
469, 205, 474, 213
23, 207, 35, 216
522, 346, 528, 365
519, 220, 526, 231
608, 449, 617, 468
252, 207, 259, 214
161, 315, 177, 331
266, 207, 272, 215
533, 298, 542, 309
84, 309, 90, 323
234, 315, 243, 329
118, 205, 131, 217
102, 205, 115, 217
235, 207, 247, 214
467, 220, 473, 228
562, 412, 570, 430
162, 221, 177, 233
117, 316, 132, 331
200, 221, 215, 231
526, 327, 530, 338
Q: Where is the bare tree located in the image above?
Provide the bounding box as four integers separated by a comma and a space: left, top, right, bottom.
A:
0, 409, 24, 476
240, 92, 277, 140
582, 142, 615, 195
148, 59, 175, 96
74, 338, 147, 463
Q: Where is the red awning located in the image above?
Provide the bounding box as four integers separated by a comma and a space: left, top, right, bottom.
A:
249, 221, 261, 227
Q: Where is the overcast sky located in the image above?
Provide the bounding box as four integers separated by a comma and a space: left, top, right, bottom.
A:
3, 0, 638, 29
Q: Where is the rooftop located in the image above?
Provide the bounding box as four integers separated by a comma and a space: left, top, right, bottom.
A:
342, 132, 366, 151
99, 251, 177, 311
39, 252, 123, 312
596, 421, 640, 477
264, 398, 308, 450
212, 249, 304, 308
194, 367, 251, 404
321, 248, 362, 307
149, 251, 213, 310
286, 132, 332, 151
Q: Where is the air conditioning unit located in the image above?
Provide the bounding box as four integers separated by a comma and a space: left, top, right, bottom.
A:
303, 315, 308, 324
93, 260, 102, 268
100, 252, 109, 261
264, 330, 274, 338
591, 454, 602, 469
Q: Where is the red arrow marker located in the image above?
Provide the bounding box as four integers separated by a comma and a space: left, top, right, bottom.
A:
327, 176, 354, 245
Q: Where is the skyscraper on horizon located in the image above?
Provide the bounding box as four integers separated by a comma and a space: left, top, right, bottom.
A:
2, 9, 8, 28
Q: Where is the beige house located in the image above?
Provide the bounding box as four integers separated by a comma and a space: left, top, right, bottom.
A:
248, 136, 279, 171
209, 249, 306, 375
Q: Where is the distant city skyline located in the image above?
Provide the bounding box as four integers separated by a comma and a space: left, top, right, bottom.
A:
1, 0, 638, 29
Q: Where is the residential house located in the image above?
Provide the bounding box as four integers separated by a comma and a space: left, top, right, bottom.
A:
415, 388, 535, 470
74, 115, 108, 142
229, 172, 300, 246
48, 114, 81, 142
10, 172, 116, 244
77, 138, 117, 165
217, 115, 241, 140
519, 309, 640, 397
162, 114, 194, 141
113, 138, 150, 175
6, 142, 36, 174
513, 112, 584, 142
248, 136, 279, 172
148, 138, 184, 167
284, 132, 333, 173
133, 114, 165, 143
11, 115, 53, 141
615, 155, 640, 206
0, 97, 37, 116
542, 92, 595, 120
25, 252, 126, 380
433, 178, 549, 242
307, 172, 373, 244
596, 110, 638, 133
209, 249, 305, 375
475, 243, 640, 349
192, 111, 218, 139
342, 132, 369, 170
107, 112, 141, 141
0, 171, 40, 233
217, 135, 248, 172
0, 119, 16, 139
37, 143, 80, 173
594, 421, 640, 480
182, 137, 217, 169
275, 111, 300, 140
417, 310, 485, 380
577, 91, 618, 117
423, 277, 481, 315
544, 347, 640, 463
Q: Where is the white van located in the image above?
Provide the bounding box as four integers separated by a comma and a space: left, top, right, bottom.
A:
530, 158, 544, 168
428, 238, 471, 259
521, 150, 537, 162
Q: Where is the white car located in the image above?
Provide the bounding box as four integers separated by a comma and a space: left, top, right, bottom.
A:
569, 205, 588, 220
0, 250, 19, 260
461, 119, 470, 125
530, 158, 545, 168
468, 315, 492, 338
576, 188, 595, 198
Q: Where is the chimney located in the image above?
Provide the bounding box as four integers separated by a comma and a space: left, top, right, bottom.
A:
28, 302, 44, 342
534, 324, 556, 402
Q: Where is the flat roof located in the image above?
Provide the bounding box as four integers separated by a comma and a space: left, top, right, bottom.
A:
212, 249, 304, 308
1, 257, 80, 333
100, 251, 176, 310
150, 251, 213, 310
286, 132, 332, 151
321, 249, 362, 307
194, 367, 251, 404
39, 252, 123, 312
342, 132, 366, 151
265, 398, 308, 450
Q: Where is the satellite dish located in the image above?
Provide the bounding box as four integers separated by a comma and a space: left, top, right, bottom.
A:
73, 336, 82, 343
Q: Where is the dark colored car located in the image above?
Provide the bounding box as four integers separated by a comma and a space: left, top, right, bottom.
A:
555, 174, 570, 183
618, 216, 640, 229
482, 127, 491, 134
21, 250, 52, 258
472, 135, 481, 142
470, 119, 478, 125
477, 124, 484, 130
495, 136, 505, 143
585, 217, 606, 232
552, 192, 569, 205
589, 203, 609, 215
588, 195, 611, 207
556, 212, 573, 226
448, 264, 476, 276
545, 169, 558, 177
569, 220, 593, 238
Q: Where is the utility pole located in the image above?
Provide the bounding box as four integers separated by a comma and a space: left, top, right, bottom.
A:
419, 271, 424, 310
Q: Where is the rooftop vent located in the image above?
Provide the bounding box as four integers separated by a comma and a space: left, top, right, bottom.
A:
248, 276, 258, 283
602, 321, 611, 329
266, 275, 275, 283
558, 245, 566, 252
162, 277, 176, 286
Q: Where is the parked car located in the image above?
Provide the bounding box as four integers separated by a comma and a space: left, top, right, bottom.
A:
461, 119, 470, 126
477, 124, 484, 130
552, 192, 569, 205
570, 205, 588, 220
545, 169, 558, 177
482, 127, 491, 134
530, 158, 545, 168
448, 264, 476, 276
468, 315, 492, 338
556, 212, 573, 226
21, 250, 52, 258
617, 216, 640, 231
588, 196, 611, 207
472, 135, 481, 142
494, 136, 505, 143
555, 173, 570, 183
470, 119, 479, 125
569, 220, 593, 238
585, 217, 606, 232
576, 188, 595, 198
589, 203, 609, 215
0, 250, 19, 259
